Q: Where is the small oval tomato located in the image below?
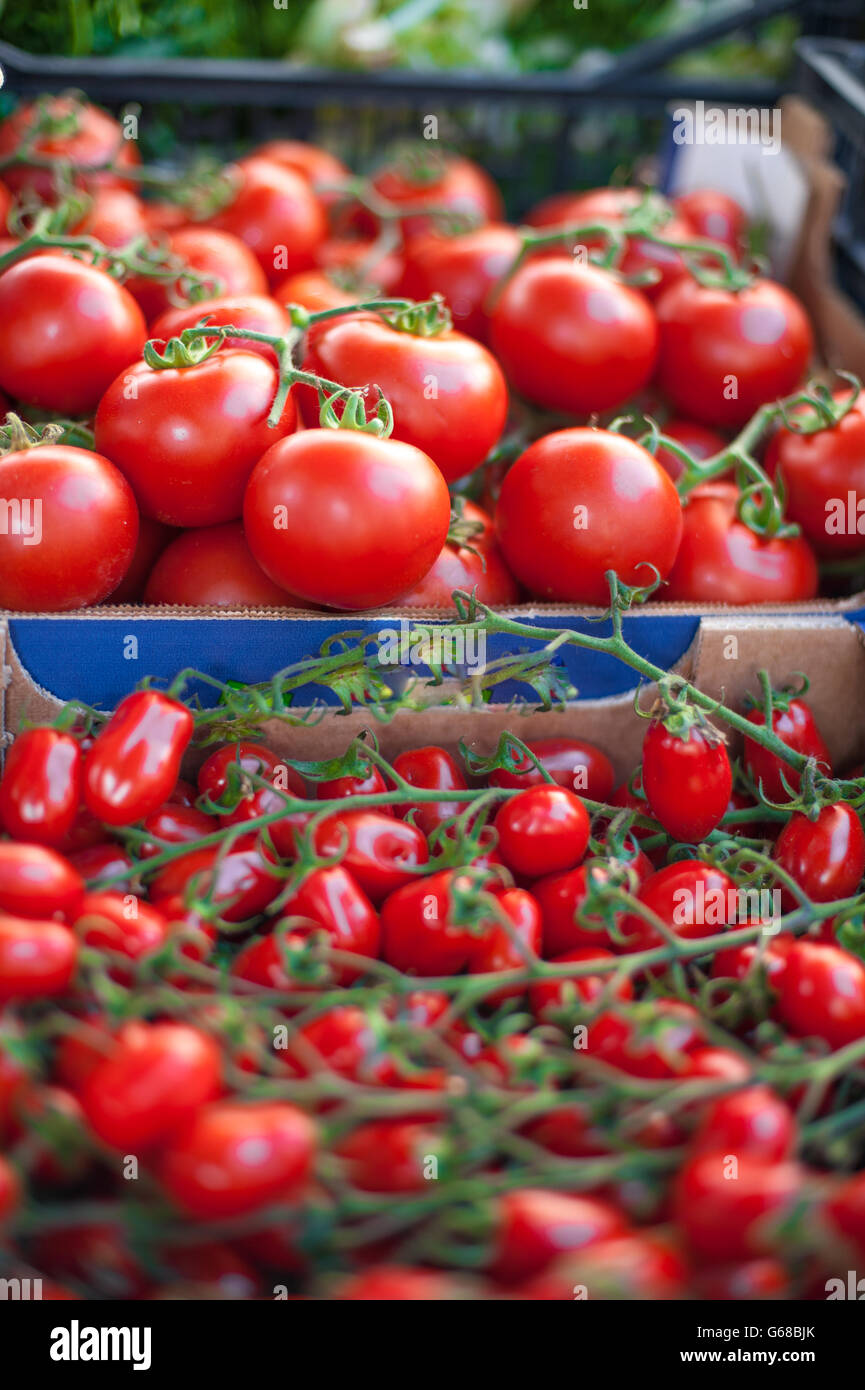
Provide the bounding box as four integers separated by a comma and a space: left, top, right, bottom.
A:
335, 1119, 445, 1193
743, 694, 831, 802
0, 255, 146, 413
774, 941, 865, 1049
774, 803, 865, 904
211, 156, 327, 284
0, 842, 84, 920
143, 522, 306, 608
619, 860, 736, 956
0, 728, 82, 846
138, 803, 219, 859
83, 691, 194, 826
380, 869, 483, 976
532, 864, 628, 956
126, 227, 268, 322
158, 1100, 316, 1218
673, 1153, 804, 1263
391, 745, 468, 838
150, 293, 292, 362
693, 1084, 795, 1162
0, 96, 139, 199
490, 258, 658, 414
95, 349, 297, 528
585, 999, 703, 1078
68, 841, 133, 885
529, 945, 633, 1021
468, 887, 542, 1000
488, 1188, 626, 1284
494, 785, 590, 879
495, 428, 683, 605
82, 1022, 222, 1150
314, 763, 390, 810
149, 835, 282, 924
244, 429, 450, 610
0, 444, 139, 612
515, 1232, 687, 1301
398, 224, 522, 343
488, 737, 615, 801
72, 892, 169, 980
198, 741, 285, 804
0, 917, 77, 1000
313, 811, 429, 903
655, 276, 813, 427
642, 719, 732, 842
272, 865, 380, 978
663, 482, 818, 604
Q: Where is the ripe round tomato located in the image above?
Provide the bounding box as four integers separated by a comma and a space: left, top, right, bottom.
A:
655, 417, 726, 483
711, 933, 795, 993
72, 187, 148, 248
158, 1100, 315, 1218
0, 728, 82, 846
275, 268, 361, 316
489, 739, 614, 804
0, 917, 77, 1000
529, 945, 633, 1020
105, 516, 175, 604
489, 1188, 626, 1283
143, 522, 305, 607
774, 803, 865, 904
211, 156, 327, 284
126, 226, 269, 322
744, 695, 831, 802
619, 860, 736, 955
674, 1153, 803, 1262
663, 482, 818, 603
495, 428, 683, 604
96, 349, 296, 527
0, 96, 140, 199
490, 258, 659, 414
693, 1085, 795, 1162
250, 139, 350, 195
642, 719, 732, 841
532, 865, 627, 956
370, 152, 502, 241
270, 865, 380, 978
313, 810, 429, 903
0, 256, 146, 412
673, 189, 747, 250
467, 887, 542, 999
150, 293, 292, 362
243, 429, 450, 609
391, 745, 468, 838
774, 941, 865, 1049
767, 390, 865, 557
300, 315, 508, 484
586, 1000, 703, 1078
313, 237, 406, 294
83, 691, 194, 827
315, 764, 390, 811
335, 1118, 444, 1193
82, 1022, 222, 1150
0, 842, 84, 921
494, 785, 590, 878
398, 225, 522, 342
396, 503, 519, 608
0, 443, 138, 612
516, 1232, 687, 1301
654, 276, 813, 427
198, 741, 285, 803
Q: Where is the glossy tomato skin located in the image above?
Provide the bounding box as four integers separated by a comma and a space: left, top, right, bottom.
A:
467, 887, 542, 1001
532, 865, 625, 956
673, 189, 747, 250
0, 256, 146, 412
495, 428, 683, 604
243, 429, 450, 610
126, 227, 268, 323
398, 225, 522, 342
0, 97, 139, 199
586, 999, 703, 1078
663, 482, 818, 603
335, 1118, 444, 1193
693, 1085, 795, 1162
654, 276, 813, 427
72, 187, 148, 248
488, 738, 615, 801
211, 157, 327, 284
774, 941, 865, 1049
774, 804, 865, 904
391, 746, 468, 838
300, 316, 508, 484
490, 258, 658, 414
95, 350, 296, 528
83, 691, 193, 827
489, 1188, 626, 1284
529, 945, 633, 1021
149, 836, 281, 924
371, 153, 502, 241
674, 1153, 803, 1263
143, 522, 304, 608
198, 742, 284, 804
743, 697, 831, 802
275, 268, 360, 316
273, 866, 380, 978
72, 893, 169, 981
767, 390, 865, 557
313, 810, 429, 903
82, 1022, 222, 1150
495, 786, 590, 879
158, 1100, 316, 1218
0, 729, 82, 846
642, 721, 732, 841
0, 444, 138, 612
0, 842, 84, 921
396, 500, 519, 608
380, 869, 483, 976
335, 1267, 465, 1301
150, 294, 292, 363
619, 860, 736, 955
139, 803, 218, 858
0, 917, 77, 1000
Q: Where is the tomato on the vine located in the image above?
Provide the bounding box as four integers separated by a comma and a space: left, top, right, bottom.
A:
642, 718, 732, 842
494, 785, 590, 879
210, 156, 327, 284
83, 691, 194, 827
0, 728, 82, 846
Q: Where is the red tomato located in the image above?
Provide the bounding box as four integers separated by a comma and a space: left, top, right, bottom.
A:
743, 695, 831, 802
281, 1005, 384, 1082
467, 887, 542, 999
488, 1188, 626, 1284
143, 522, 306, 608
655, 416, 725, 483
149, 836, 281, 923
391, 745, 468, 838
495, 428, 682, 604
105, 516, 175, 604
275, 268, 361, 316
663, 482, 818, 603
767, 389, 865, 557
95, 349, 297, 528
0, 97, 139, 199
529, 945, 633, 1020
335, 1119, 444, 1193
654, 276, 813, 427
380, 869, 487, 976
488, 737, 615, 801
826, 1171, 865, 1257
0, 842, 84, 920
371, 152, 502, 240
0, 917, 77, 999
151, 293, 292, 362
211, 156, 327, 284
243, 429, 450, 609
774, 941, 865, 1049
515, 1232, 687, 1301
68, 842, 133, 884
619, 860, 736, 955
315, 764, 390, 812
711, 933, 795, 993
532, 864, 628, 956
0, 255, 146, 412
139, 804, 218, 858
269, 865, 379, 977
774, 804, 865, 904
0, 443, 139, 612
335, 1267, 465, 1301
125, 226, 268, 323
300, 315, 508, 484
673, 189, 747, 250
82, 1022, 222, 1150
72, 186, 149, 248
312, 810, 429, 903
585, 1000, 703, 1077
494, 785, 590, 878
312, 237, 405, 293
0, 1154, 19, 1220
398, 224, 522, 342
72, 893, 169, 980
396, 501, 519, 608
0, 728, 82, 846
250, 139, 349, 195
83, 691, 193, 826
158, 1100, 315, 1218
642, 719, 732, 841
693, 1085, 795, 1162
198, 741, 284, 803
674, 1153, 803, 1262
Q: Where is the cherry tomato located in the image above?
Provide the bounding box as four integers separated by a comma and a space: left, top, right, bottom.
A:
268, 865, 379, 978
766, 389, 865, 557
380, 869, 487, 976
0, 917, 77, 1000
529, 945, 633, 1021
0, 842, 84, 920
674, 1153, 803, 1262
82, 1022, 222, 1150
743, 694, 831, 802
774, 941, 865, 1049
126, 226, 268, 323
138, 803, 219, 858
619, 860, 736, 956
391, 745, 468, 838
585, 1000, 703, 1078
143, 522, 306, 607
315, 763, 390, 811
710, 933, 795, 994
532, 864, 628, 956
68, 841, 134, 885
673, 189, 747, 250
487, 737, 613, 801
95, 349, 297, 528
398, 224, 522, 342
494, 785, 590, 879
655, 276, 813, 427
516, 1232, 687, 1301
0, 728, 82, 846
0, 96, 139, 199
72, 892, 169, 980
495, 428, 682, 604
489, 256, 658, 414
664, 481, 818, 603
149, 836, 281, 924
211, 156, 327, 284
468, 887, 542, 1000
335, 1267, 466, 1301
774, 803, 865, 904
488, 1188, 626, 1284
693, 1084, 795, 1162
642, 718, 732, 841
826, 1171, 865, 1258
335, 1118, 444, 1193
83, 691, 194, 826
158, 1100, 316, 1218
312, 810, 429, 903
198, 741, 285, 804
243, 429, 450, 609
151, 293, 292, 362
655, 416, 725, 483
370, 152, 502, 241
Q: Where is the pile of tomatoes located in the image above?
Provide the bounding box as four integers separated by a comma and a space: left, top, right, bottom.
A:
0, 92, 862, 615
1, 665, 865, 1301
